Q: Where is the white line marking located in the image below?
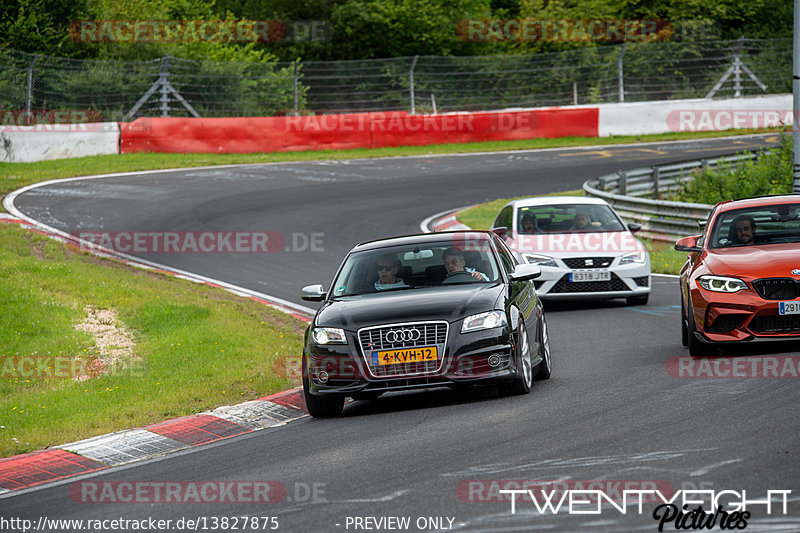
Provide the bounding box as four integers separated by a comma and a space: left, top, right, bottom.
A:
3, 187, 315, 317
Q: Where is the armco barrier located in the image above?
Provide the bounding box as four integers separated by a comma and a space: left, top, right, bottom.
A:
0, 123, 119, 163
120, 108, 599, 154
582, 152, 767, 242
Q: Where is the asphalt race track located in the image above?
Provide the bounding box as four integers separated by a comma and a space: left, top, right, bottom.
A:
6, 134, 800, 532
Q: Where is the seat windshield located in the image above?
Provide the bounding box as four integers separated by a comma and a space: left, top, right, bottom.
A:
330, 240, 501, 297
517, 204, 625, 234
709, 203, 800, 248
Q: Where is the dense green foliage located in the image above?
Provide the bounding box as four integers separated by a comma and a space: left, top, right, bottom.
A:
675, 135, 794, 205
1, 0, 791, 61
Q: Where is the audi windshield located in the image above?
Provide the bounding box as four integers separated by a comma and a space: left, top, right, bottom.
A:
329, 241, 501, 297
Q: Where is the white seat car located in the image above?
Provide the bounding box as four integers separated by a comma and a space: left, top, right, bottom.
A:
491, 196, 651, 305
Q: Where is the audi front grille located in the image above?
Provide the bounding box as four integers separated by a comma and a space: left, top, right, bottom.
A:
357, 321, 449, 378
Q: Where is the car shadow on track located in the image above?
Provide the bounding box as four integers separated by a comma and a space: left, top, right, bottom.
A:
541, 299, 633, 313
339, 384, 537, 417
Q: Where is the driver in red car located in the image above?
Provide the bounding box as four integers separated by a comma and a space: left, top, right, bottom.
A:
442, 247, 488, 280
732, 215, 757, 245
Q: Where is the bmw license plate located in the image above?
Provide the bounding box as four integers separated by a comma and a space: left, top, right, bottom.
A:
373, 346, 438, 366
569, 270, 611, 282
779, 301, 800, 315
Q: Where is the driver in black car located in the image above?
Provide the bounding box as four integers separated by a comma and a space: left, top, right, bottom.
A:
442, 247, 488, 281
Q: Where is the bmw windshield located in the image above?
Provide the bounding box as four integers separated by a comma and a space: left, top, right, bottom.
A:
709, 203, 800, 248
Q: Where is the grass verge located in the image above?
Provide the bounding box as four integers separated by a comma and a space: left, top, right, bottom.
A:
0, 223, 305, 458
456, 191, 687, 275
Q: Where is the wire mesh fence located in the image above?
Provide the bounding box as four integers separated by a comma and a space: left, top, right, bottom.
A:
0, 38, 791, 122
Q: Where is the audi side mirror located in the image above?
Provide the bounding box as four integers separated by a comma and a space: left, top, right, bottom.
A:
510, 263, 541, 282
301, 284, 326, 301
491, 226, 508, 237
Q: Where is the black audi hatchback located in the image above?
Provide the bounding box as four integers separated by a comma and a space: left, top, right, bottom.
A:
300, 231, 552, 417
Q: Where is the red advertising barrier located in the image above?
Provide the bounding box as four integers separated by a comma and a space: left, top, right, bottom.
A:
120, 108, 598, 154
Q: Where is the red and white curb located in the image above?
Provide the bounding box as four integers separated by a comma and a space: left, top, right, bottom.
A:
0, 389, 308, 493
419, 205, 474, 233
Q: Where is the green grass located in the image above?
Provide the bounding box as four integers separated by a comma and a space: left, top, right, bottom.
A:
455, 190, 687, 275
0, 223, 305, 458
0, 127, 782, 213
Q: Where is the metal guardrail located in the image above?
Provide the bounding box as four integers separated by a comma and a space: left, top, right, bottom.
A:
583, 152, 761, 241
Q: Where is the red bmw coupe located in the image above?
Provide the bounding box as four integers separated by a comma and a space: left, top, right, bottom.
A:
675, 195, 800, 356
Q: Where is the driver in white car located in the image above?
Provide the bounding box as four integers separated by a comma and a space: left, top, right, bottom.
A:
442, 247, 488, 281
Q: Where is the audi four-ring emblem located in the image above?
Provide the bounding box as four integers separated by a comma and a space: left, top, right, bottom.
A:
385, 328, 421, 343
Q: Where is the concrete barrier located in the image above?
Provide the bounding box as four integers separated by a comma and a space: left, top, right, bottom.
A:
597, 94, 792, 136
0, 123, 119, 163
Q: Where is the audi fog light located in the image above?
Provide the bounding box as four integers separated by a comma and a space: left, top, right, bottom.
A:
311, 327, 347, 345
462, 311, 507, 333
620, 250, 646, 265
697, 275, 748, 293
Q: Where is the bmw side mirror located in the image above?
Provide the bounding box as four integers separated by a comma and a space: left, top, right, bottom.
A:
674, 236, 702, 253
301, 284, 326, 301
627, 223, 642, 233
509, 263, 541, 281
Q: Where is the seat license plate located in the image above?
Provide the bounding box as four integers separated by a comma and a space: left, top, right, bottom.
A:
779, 301, 800, 315
569, 270, 611, 282
372, 346, 438, 366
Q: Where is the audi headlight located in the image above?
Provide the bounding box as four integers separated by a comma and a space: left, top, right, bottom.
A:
697, 275, 747, 293
620, 250, 646, 265
311, 327, 347, 344
462, 311, 507, 333
522, 253, 557, 267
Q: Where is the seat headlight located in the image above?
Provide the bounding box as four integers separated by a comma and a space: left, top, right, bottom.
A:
462, 311, 507, 333
620, 250, 646, 265
311, 327, 347, 344
697, 275, 747, 293
522, 253, 557, 267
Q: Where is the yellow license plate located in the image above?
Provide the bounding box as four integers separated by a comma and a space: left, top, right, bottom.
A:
372, 346, 438, 366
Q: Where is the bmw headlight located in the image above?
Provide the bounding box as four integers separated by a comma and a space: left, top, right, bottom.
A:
462, 311, 507, 333
311, 327, 347, 344
619, 250, 646, 265
522, 253, 557, 267
697, 275, 748, 293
